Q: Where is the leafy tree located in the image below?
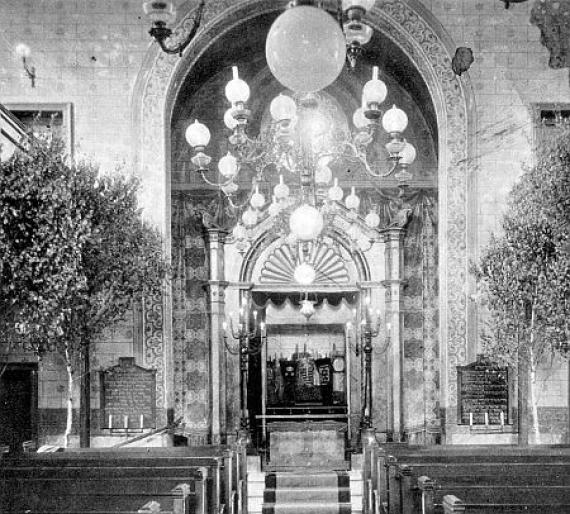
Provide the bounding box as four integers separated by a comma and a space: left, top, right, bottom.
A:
473, 125, 570, 444
0, 139, 168, 447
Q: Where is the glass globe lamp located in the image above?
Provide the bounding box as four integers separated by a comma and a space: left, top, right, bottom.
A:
242, 208, 258, 227
185, 120, 210, 150
344, 21, 373, 46
342, 0, 376, 11
328, 178, 344, 202
300, 297, 316, 319
250, 186, 265, 209
382, 105, 408, 134
289, 204, 324, 241
274, 175, 290, 200
143, 0, 176, 24
266, 6, 346, 93
218, 152, 238, 178
345, 186, 360, 210
365, 211, 380, 228
224, 108, 238, 130
294, 263, 317, 286
362, 66, 387, 111
399, 141, 417, 166
225, 66, 250, 105
352, 107, 369, 130
270, 94, 297, 122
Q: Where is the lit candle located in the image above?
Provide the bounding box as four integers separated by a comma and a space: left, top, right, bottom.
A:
109, 414, 113, 428
500, 411, 505, 426
140, 414, 144, 429
469, 413, 473, 426
484, 412, 489, 425
124, 415, 128, 429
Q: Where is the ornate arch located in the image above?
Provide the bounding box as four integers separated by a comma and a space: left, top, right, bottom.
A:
131, 0, 476, 434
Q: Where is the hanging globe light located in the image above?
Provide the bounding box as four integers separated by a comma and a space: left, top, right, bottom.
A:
266, 6, 346, 93
218, 152, 238, 178
289, 204, 324, 241
294, 263, 317, 286
270, 94, 297, 122
382, 104, 408, 134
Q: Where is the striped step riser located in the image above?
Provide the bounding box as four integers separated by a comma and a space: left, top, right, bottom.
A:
264, 487, 351, 503
262, 472, 351, 514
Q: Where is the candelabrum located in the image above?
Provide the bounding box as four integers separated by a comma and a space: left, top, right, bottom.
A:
222, 300, 266, 442
359, 296, 381, 434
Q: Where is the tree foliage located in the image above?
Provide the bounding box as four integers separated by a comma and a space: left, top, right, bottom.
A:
0, 138, 168, 355
473, 125, 570, 365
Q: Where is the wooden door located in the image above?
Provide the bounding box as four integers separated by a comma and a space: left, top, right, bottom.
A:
0, 364, 37, 452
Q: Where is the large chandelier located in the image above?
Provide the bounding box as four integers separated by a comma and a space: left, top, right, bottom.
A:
184, 1, 416, 280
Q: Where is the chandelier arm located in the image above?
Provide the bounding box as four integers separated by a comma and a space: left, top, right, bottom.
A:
361, 156, 400, 178
199, 170, 233, 189
151, 0, 206, 55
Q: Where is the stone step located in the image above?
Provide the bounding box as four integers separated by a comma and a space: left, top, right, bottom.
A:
264, 486, 350, 503
261, 502, 352, 514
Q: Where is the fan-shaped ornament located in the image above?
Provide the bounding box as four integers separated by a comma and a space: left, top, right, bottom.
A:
260, 241, 349, 285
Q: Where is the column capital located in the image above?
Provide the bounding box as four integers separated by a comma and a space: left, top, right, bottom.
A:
204, 227, 229, 243
382, 227, 406, 243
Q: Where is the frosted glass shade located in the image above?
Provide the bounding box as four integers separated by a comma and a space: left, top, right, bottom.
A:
250, 187, 265, 209
352, 107, 368, 129
225, 66, 250, 104
328, 179, 344, 202
345, 186, 360, 210
344, 21, 373, 46
342, 0, 376, 11
266, 6, 346, 93
143, 0, 175, 24
382, 105, 408, 133
224, 108, 238, 130
270, 94, 297, 121
289, 204, 324, 241
274, 175, 290, 199
365, 211, 380, 228
15, 43, 31, 58
295, 263, 317, 286
232, 223, 247, 240
185, 120, 211, 148
242, 209, 258, 227
218, 152, 238, 178
399, 141, 417, 165
362, 77, 387, 107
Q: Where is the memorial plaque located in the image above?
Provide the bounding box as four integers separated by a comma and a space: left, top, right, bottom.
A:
457, 355, 509, 425
100, 357, 156, 429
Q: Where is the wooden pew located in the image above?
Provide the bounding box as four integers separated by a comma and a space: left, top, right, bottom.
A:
376, 446, 570, 514
0, 446, 239, 514
440, 493, 570, 514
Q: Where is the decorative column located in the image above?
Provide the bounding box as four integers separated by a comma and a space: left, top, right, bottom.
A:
205, 228, 229, 444
383, 227, 406, 441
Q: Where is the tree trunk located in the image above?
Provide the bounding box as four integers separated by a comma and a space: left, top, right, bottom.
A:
529, 362, 540, 444
528, 308, 540, 444
517, 345, 529, 446
64, 344, 73, 448
79, 340, 90, 448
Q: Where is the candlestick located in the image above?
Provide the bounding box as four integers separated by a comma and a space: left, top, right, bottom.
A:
484, 412, 489, 425
109, 414, 113, 429
469, 412, 473, 426
124, 415, 128, 429
140, 414, 144, 429
500, 411, 504, 426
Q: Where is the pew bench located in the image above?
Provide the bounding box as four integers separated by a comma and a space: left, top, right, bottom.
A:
440, 493, 570, 514
0, 446, 246, 514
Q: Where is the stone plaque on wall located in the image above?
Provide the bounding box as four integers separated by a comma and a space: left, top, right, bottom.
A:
100, 357, 156, 429
457, 355, 510, 425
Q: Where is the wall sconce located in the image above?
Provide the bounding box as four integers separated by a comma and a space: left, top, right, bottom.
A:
143, 0, 206, 55
15, 43, 35, 88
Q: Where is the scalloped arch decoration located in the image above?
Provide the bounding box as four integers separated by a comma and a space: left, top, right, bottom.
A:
260, 241, 349, 285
